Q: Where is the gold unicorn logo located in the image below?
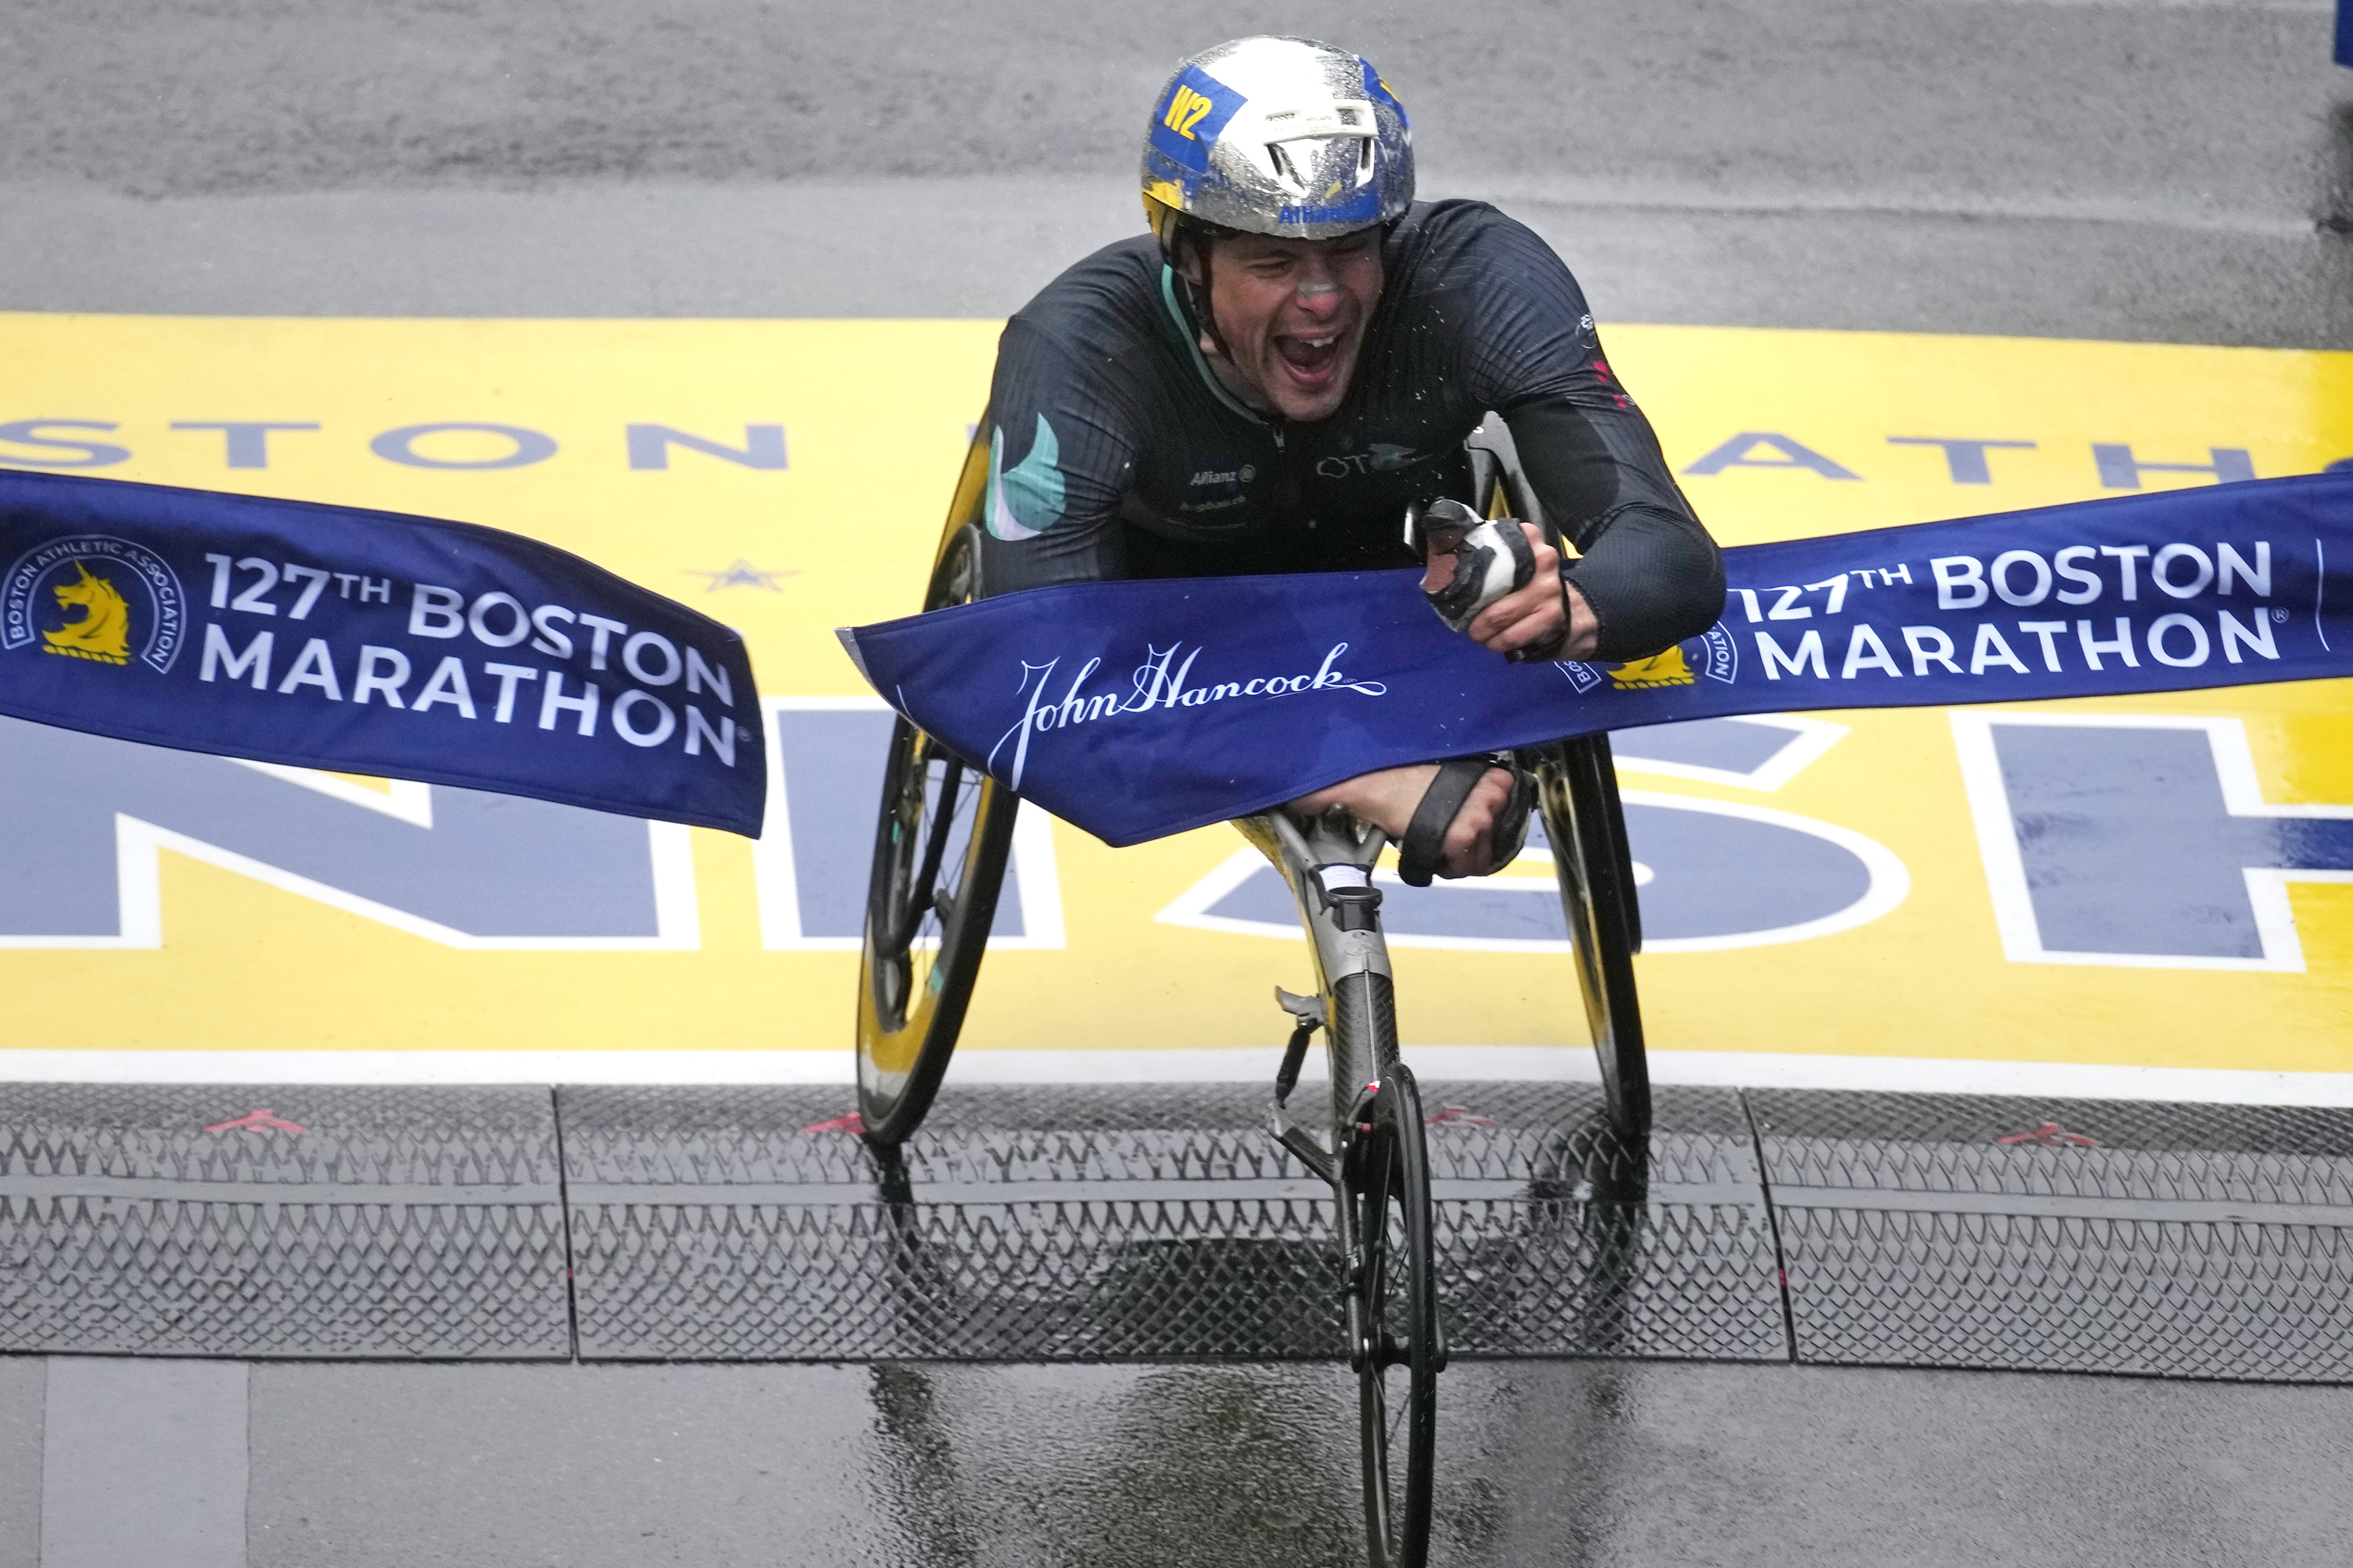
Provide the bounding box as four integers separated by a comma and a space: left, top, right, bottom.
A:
42, 560, 132, 666
1606, 645, 1695, 689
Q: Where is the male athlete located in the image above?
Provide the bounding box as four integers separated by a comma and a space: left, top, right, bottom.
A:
977, 36, 1723, 877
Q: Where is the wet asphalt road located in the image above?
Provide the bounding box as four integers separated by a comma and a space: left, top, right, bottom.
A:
9, 1354, 2353, 1567
4, 0, 2352, 340
6, 4, 2353, 1564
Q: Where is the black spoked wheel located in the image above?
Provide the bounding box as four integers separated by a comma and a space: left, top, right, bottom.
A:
1531, 733, 1651, 1143
1347, 1062, 1439, 1568
855, 527, 1018, 1147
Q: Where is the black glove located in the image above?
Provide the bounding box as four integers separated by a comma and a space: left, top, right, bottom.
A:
1419, 498, 1537, 635
1419, 498, 1576, 663
1396, 751, 1539, 886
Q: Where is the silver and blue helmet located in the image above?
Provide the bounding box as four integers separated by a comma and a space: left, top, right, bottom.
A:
1141, 37, 1414, 251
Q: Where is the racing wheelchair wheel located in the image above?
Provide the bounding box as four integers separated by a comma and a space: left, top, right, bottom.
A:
1462, 425, 1650, 1142
854, 525, 1019, 1147
1529, 733, 1651, 1144
1347, 1060, 1439, 1568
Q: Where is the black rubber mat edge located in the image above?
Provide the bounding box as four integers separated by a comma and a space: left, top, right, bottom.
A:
7, 1080, 2349, 1379
0, 1084, 572, 1359
1749, 1089, 2353, 1384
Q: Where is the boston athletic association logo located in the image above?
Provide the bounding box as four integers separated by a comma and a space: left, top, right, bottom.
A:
42, 562, 133, 663
2, 535, 188, 675
1557, 623, 1739, 695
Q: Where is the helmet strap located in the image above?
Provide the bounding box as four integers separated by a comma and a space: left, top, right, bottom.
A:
1193, 238, 1234, 363
1169, 220, 1234, 364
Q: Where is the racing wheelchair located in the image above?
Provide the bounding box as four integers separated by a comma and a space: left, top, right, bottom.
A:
852, 423, 1649, 1568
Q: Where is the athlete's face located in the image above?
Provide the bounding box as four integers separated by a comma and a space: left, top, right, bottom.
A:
1198, 229, 1384, 422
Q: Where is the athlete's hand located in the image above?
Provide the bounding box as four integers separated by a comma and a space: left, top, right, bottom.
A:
1288, 763, 1519, 879
1421, 521, 1598, 662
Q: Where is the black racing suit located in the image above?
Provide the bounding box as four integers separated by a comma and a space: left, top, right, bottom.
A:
973, 199, 1723, 663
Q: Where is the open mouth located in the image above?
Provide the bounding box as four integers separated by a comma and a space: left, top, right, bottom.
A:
1274, 331, 1344, 386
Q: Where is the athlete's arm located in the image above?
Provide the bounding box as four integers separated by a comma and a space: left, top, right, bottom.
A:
1437, 397, 1718, 663
1504, 395, 1722, 661
1441, 207, 1725, 661
1290, 762, 1517, 877
968, 318, 1142, 596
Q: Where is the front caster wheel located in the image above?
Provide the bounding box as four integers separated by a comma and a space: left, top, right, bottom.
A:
1347, 1063, 1438, 1568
